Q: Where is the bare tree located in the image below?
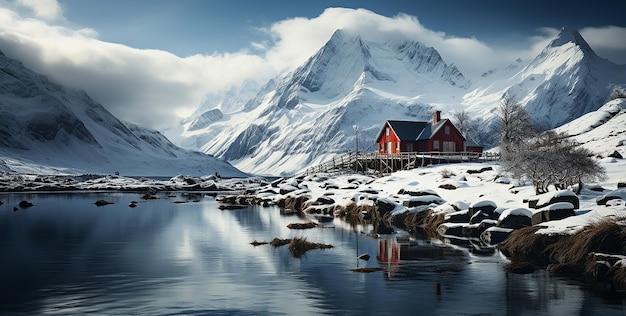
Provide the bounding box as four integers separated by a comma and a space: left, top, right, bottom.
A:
452, 109, 478, 141
494, 94, 536, 161
502, 131, 606, 194
610, 87, 626, 100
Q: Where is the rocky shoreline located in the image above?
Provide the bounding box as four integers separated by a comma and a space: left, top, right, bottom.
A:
0, 173, 266, 193
214, 165, 626, 292
2, 162, 626, 292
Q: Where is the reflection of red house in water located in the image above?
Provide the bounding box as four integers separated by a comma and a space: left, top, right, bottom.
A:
377, 238, 401, 263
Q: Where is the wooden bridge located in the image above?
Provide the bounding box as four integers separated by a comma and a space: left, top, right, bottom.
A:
298, 151, 499, 177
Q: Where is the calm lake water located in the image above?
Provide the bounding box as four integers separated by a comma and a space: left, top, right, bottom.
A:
1, 192, 625, 315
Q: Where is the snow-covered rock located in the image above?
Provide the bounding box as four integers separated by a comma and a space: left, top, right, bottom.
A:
528, 189, 580, 209
481, 227, 513, 245
531, 202, 576, 225
596, 188, 626, 205
498, 208, 533, 229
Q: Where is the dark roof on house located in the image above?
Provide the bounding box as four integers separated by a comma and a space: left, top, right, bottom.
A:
378, 119, 466, 142
465, 138, 483, 148
382, 120, 429, 141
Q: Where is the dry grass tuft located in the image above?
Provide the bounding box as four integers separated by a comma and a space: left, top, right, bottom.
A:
547, 218, 626, 267
334, 202, 380, 226
498, 226, 563, 264
500, 217, 626, 288
287, 222, 318, 229
283, 195, 311, 214
422, 211, 446, 237
269, 238, 291, 247
288, 237, 333, 258
608, 263, 626, 287
391, 209, 445, 238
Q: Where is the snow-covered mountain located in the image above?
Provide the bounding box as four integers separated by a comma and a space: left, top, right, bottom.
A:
175, 26, 625, 176
466, 26, 626, 136
0, 50, 246, 177
190, 29, 471, 176
176, 79, 262, 150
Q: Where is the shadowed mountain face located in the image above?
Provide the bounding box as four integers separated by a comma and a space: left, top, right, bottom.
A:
0, 51, 245, 177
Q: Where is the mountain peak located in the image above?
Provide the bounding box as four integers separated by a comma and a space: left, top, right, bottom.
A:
549, 26, 595, 56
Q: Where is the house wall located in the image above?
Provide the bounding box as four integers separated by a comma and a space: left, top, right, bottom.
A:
378, 119, 474, 154
466, 146, 484, 153
377, 124, 401, 154
429, 120, 465, 152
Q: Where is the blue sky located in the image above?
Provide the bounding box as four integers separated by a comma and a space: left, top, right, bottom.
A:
60, 0, 626, 57
0, 0, 625, 129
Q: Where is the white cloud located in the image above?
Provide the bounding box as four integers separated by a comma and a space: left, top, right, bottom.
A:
16, 0, 62, 21
0, 6, 623, 131
581, 26, 626, 64
0, 6, 277, 129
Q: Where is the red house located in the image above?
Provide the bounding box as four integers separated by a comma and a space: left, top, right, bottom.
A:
375, 111, 483, 154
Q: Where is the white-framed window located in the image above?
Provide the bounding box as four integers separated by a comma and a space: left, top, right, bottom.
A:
396, 142, 400, 150
386, 127, 390, 136
444, 125, 450, 135
433, 140, 439, 150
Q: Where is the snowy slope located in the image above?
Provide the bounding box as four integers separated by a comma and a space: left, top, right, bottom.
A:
0, 50, 246, 177
176, 79, 262, 151
196, 29, 470, 176
555, 98, 626, 158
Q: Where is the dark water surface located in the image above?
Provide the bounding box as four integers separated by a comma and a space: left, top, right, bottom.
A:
1, 192, 624, 315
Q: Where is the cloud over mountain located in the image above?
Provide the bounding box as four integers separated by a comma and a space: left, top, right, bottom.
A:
0, 2, 624, 132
